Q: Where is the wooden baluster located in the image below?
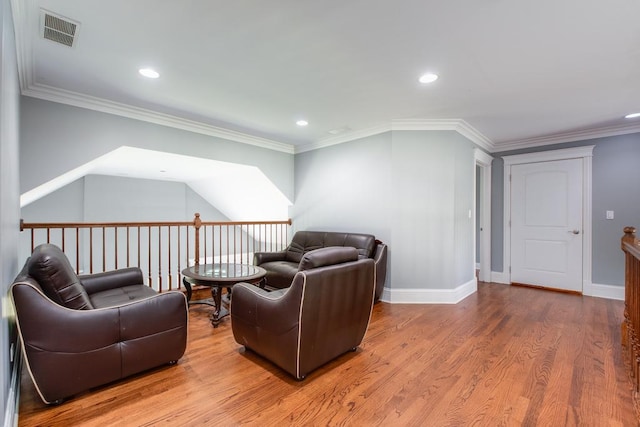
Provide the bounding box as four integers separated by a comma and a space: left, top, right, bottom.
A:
233, 224, 237, 264
101, 227, 105, 271
148, 226, 152, 288
89, 227, 94, 274
157, 226, 162, 292
193, 213, 201, 266
114, 226, 118, 270
185, 225, 190, 269
168, 225, 172, 291
127, 226, 131, 267
75, 227, 80, 273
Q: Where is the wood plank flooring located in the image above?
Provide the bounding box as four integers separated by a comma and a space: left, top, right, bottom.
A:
18, 283, 638, 426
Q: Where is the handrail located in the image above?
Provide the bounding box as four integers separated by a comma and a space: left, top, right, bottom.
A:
621, 226, 640, 421
20, 213, 292, 292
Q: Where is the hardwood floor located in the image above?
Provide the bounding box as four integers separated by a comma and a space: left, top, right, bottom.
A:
18, 283, 638, 426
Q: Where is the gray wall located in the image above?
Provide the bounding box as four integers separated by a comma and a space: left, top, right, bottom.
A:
392, 131, 475, 290
19, 97, 294, 203
0, 0, 21, 423
292, 132, 392, 240
293, 130, 476, 292
490, 133, 640, 286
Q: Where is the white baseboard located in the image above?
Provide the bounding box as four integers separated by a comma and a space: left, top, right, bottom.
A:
588, 282, 624, 300
379, 278, 624, 304
380, 278, 477, 304
488, 273, 624, 301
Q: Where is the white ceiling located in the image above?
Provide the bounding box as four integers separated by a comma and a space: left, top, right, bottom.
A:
11, 0, 640, 154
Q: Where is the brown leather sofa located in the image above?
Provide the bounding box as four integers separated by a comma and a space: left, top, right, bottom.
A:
10, 244, 188, 404
254, 230, 387, 301
231, 246, 375, 380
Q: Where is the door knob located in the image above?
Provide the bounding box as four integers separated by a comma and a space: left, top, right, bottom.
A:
568, 230, 580, 234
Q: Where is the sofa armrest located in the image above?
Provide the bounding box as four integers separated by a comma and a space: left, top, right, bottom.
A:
79, 267, 144, 295
372, 241, 388, 301
231, 281, 302, 336
118, 291, 188, 375
254, 250, 288, 266
119, 291, 188, 340
12, 282, 121, 352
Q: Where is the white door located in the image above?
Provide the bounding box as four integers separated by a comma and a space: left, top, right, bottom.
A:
510, 158, 583, 292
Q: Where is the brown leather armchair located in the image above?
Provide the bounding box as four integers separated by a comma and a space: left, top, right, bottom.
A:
10, 244, 188, 404
231, 246, 375, 380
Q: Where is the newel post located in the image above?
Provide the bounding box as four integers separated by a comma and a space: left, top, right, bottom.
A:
621, 226, 638, 361
193, 213, 202, 266
623, 226, 637, 250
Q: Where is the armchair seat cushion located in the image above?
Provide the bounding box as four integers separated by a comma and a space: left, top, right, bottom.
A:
258, 260, 299, 289
90, 285, 158, 308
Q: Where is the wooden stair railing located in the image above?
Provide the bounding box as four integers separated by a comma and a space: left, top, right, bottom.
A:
622, 226, 640, 418
20, 213, 291, 292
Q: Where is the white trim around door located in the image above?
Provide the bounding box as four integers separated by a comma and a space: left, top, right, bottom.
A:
502, 145, 594, 294
474, 148, 493, 283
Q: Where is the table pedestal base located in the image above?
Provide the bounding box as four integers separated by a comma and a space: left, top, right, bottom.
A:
183, 278, 233, 327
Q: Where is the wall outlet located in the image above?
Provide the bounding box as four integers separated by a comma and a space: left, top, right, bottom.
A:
606, 210, 614, 220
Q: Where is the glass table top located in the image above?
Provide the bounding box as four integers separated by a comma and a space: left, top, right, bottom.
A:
182, 263, 265, 281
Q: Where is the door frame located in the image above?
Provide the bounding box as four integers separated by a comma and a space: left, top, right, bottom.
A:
474, 148, 493, 283
502, 145, 594, 294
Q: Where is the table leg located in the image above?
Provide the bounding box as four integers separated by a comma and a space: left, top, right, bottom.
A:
210, 286, 223, 327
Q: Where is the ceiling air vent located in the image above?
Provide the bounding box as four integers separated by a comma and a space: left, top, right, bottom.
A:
40, 10, 80, 47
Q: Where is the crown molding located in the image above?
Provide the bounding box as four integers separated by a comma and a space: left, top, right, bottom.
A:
22, 83, 295, 154
492, 123, 640, 153
295, 119, 495, 154
391, 119, 494, 152
295, 123, 392, 153
10, 0, 34, 91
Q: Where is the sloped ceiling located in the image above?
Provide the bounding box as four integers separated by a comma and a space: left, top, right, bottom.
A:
20, 147, 292, 221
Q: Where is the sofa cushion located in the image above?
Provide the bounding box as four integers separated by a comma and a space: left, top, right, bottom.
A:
285, 231, 376, 263
259, 260, 300, 289
285, 232, 325, 263
298, 247, 359, 271
27, 244, 94, 310
90, 285, 158, 308
324, 233, 376, 259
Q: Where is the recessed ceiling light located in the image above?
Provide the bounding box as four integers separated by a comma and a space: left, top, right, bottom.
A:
139, 68, 160, 79
419, 73, 439, 84
625, 112, 640, 119
296, 120, 309, 127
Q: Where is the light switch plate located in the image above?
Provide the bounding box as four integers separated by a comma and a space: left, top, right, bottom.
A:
606, 210, 614, 220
